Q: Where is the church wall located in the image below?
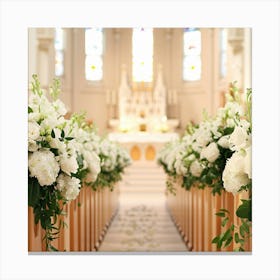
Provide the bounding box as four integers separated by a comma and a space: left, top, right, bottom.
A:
28, 27, 251, 135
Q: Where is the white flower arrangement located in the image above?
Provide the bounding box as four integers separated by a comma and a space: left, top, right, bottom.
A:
158, 83, 251, 196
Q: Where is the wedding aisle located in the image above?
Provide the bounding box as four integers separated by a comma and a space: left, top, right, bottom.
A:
98, 162, 188, 252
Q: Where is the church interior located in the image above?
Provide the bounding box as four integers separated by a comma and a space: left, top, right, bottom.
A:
28, 27, 252, 253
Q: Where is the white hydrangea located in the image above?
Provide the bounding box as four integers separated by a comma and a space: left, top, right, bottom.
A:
28, 150, 60, 186
222, 152, 250, 194
200, 142, 220, 163
56, 173, 80, 201
190, 160, 203, 177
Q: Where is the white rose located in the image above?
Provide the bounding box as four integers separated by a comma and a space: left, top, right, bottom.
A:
174, 157, 188, 176
83, 150, 101, 181
217, 135, 230, 149
49, 137, 67, 154
190, 160, 203, 177
28, 140, 38, 152
229, 126, 249, 151
56, 173, 80, 201
200, 142, 220, 163
28, 150, 60, 186
28, 121, 41, 140
226, 118, 235, 127
195, 127, 212, 147
28, 112, 41, 122
40, 116, 58, 132
60, 154, 78, 175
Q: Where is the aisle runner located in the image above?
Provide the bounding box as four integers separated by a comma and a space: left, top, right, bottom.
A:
98, 203, 188, 252
98, 163, 187, 252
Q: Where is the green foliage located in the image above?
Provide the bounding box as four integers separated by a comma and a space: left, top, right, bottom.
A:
166, 180, 176, 195
49, 78, 61, 101
31, 74, 43, 97
28, 176, 66, 251
182, 175, 195, 191
246, 88, 252, 127
212, 208, 251, 251
236, 198, 252, 221
90, 168, 123, 192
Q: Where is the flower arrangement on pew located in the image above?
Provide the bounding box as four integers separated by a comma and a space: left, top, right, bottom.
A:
158, 82, 245, 195
212, 88, 252, 251
28, 75, 97, 250
90, 138, 132, 191
157, 82, 252, 251
28, 75, 131, 251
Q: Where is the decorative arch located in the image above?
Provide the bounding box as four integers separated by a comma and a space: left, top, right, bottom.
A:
130, 145, 141, 160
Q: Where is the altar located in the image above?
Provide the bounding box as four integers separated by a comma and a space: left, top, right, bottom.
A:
107, 64, 180, 162
108, 132, 179, 162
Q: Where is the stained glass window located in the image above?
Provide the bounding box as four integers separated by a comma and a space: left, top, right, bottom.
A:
85, 28, 103, 81
54, 28, 64, 77
132, 28, 153, 82
220, 28, 227, 78
183, 28, 201, 81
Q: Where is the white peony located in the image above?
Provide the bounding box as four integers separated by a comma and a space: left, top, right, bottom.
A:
200, 142, 220, 163
60, 154, 78, 175
28, 150, 60, 186
222, 152, 250, 194
56, 173, 80, 201
190, 160, 203, 177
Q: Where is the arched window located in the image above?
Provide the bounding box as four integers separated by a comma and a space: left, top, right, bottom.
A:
220, 28, 227, 78
85, 28, 103, 81
54, 28, 65, 77
183, 28, 201, 81
132, 28, 153, 82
